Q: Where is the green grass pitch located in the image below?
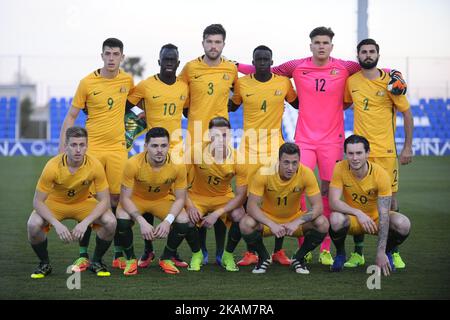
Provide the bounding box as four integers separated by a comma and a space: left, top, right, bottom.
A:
0, 156, 449, 299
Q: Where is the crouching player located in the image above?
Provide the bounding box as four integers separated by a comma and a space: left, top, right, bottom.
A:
185, 117, 248, 271
27, 126, 116, 278
329, 135, 411, 275
116, 127, 201, 275
240, 142, 328, 274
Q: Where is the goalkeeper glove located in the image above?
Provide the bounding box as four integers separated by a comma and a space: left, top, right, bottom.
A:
387, 69, 407, 95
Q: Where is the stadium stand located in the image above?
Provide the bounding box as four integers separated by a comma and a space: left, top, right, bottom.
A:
0, 97, 17, 139
0, 96, 448, 156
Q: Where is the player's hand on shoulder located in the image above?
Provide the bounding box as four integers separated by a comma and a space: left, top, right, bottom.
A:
223, 56, 239, 67
387, 69, 407, 95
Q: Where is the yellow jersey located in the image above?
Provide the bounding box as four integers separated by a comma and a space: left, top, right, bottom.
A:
249, 164, 320, 219
121, 151, 187, 201
344, 70, 410, 157
180, 57, 237, 137
128, 74, 188, 147
72, 69, 134, 151
330, 160, 392, 214
188, 144, 247, 197
232, 73, 297, 157
36, 153, 108, 204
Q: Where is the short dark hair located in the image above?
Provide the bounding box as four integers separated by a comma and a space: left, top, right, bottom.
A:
145, 127, 170, 143
279, 142, 300, 159
102, 38, 124, 53
357, 38, 380, 54
160, 43, 179, 56
203, 24, 226, 41
253, 45, 273, 57
344, 134, 370, 152
209, 116, 231, 129
65, 126, 87, 143
309, 26, 335, 41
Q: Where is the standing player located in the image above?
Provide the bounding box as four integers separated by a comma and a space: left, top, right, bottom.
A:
126, 43, 189, 269
185, 117, 247, 272
238, 27, 407, 266
180, 24, 238, 265
329, 135, 411, 275
342, 39, 413, 269
116, 127, 202, 275
230, 45, 298, 266
58, 38, 134, 270
240, 143, 328, 274
27, 127, 117, 278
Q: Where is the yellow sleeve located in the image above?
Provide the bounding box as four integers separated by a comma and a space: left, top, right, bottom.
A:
232, 65, 238, 88
285, 79, 297, 103
330, 162, 344, 189
344, 80, 353, 104
390, 93, 410, 113
183, 84, 190, 108
36, 162, 56, 194
122, 158, 137, 189
128, 80, 145, 105
72, 79, 88, 110
235, 163, 248, 187
174, 164, 187, 190
186, 164, 194, 187
303, 167, 321, 197
248, 171, 266, 197
93, 160, 109, 193
179, 63, 190, 84
231, 78, 242, 105
377, 168, 392, 197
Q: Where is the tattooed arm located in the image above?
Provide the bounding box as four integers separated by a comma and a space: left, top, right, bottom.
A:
376, 195, 392, 276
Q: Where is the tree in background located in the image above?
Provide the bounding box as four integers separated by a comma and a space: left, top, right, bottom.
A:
122, 57, 145, 78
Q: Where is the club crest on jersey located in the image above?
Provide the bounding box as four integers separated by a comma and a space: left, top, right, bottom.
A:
330, 69, 340, 75
82, 180, 90, 186
293, 186, 302, 193
274, 90, 282, 96
376, 90, 386, 96
223, 74, 230, 80
368, 189, 376, 196
120, 86, 127, 93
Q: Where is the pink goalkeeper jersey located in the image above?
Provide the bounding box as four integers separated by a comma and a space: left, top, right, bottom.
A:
239, 57, 360, 144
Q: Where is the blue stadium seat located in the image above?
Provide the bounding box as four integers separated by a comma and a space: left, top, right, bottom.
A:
59, 97, 67, 108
